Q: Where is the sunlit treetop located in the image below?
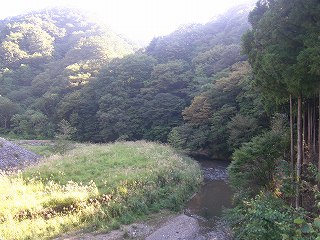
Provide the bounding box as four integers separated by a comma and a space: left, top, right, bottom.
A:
0, 0, 255, 45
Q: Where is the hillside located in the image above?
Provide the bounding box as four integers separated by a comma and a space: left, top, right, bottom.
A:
0, 4, 254, 151
146, 4, 251, 63
51, 3, 254, 144
2, 1, 319, 239
0, 8, 135, 137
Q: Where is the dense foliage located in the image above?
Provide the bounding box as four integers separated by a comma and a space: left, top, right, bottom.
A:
0, 8, 135, 137
228, 193, 297, 240
228, 0, 320, 239
0, 4, 254, 146
229, 127, 288, 200
169, 61, 267, 158
57, 4, 254, 144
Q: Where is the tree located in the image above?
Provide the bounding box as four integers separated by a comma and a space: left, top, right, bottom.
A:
144, 60, 193, 98
193, 44, 244, 77
173, 61, 264, 158
228, 129, 287, 200
11, 109, 51, 138
143, 93, 186, 142
0, 96, 19, 130
242, 0, 320, 207
227, 114, 259, 150
54, 119, 76, 154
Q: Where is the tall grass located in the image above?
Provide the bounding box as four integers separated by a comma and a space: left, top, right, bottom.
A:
0, 141, 202, 240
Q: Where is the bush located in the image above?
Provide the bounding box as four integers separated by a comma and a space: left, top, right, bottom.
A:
228, 130, 288, 200
227, 193, 297, 240
53, 120, 76, 154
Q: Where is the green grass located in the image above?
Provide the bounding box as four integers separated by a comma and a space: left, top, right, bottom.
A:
0, 141, 202, 240
22, 144, 55, 157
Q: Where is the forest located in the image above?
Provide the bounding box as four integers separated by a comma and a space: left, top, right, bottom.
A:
0, 4, 250, 146
0, 0, 320, 239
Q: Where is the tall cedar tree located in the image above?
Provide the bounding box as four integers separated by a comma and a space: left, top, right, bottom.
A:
242, 0, 320, 207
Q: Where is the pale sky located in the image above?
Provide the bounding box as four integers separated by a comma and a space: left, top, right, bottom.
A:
0, 0, 254, 45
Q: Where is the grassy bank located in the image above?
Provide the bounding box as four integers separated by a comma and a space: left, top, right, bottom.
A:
0, 141, 202, 240
21, 144, 55, 157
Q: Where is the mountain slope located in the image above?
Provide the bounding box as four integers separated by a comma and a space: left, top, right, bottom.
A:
59, 3, 255, 143
0, 8, 136, 136
146, 4, 252, 63
0, 8, 135, 104
0, 3, 255, 144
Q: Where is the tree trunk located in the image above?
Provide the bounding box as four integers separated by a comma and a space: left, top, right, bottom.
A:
308, 102, 312, 151
318, 90, 320, 172
313, 100, 317, 154
296, 95, 303, 209
290, 95, 294, 174
302, 108, 306, 163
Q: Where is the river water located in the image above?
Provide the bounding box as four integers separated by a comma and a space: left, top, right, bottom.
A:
185, 156, 233, 235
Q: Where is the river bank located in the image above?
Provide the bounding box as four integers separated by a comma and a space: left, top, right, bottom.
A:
0, 141, 202, 240
56, 157, 233, 240
55, 212, 232, 240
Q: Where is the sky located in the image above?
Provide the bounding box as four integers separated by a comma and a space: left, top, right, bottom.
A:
0, 0, 254, 45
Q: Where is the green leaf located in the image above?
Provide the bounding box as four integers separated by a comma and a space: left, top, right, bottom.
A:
281, 234, 289, 240
314, 218, 320, 229
294, 218, 305, 225
316, 236, 320, 240
316, 172, 320, 182
301, 223, 313, 234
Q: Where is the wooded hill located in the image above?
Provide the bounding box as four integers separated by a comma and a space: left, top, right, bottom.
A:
0, 7, 135, 137
0, 3, 256, 157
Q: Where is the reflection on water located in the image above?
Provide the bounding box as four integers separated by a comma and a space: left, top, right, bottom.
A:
186, 157, 233, 222
186, 180, 232, 219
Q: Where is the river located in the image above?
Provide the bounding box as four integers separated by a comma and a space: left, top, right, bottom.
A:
185, 156, 233, 237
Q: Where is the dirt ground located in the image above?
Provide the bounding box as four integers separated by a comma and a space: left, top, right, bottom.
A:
55, 211, 231, 240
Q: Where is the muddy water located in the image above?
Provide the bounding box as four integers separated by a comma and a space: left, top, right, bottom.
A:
185, 157, 233, 228
187, 180, 232, 219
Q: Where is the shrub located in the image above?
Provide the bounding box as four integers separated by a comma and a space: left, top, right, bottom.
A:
53, 120, 76, 154
227, 193, 297, 240
228, 130, 288, 200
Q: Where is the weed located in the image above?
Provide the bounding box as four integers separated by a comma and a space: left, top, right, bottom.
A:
23, 145, 55, 157
1, 141, 202, 240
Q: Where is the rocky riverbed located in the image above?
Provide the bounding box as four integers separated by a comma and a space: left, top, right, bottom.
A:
55, 212, 232, 240
0, 137, 40, 170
